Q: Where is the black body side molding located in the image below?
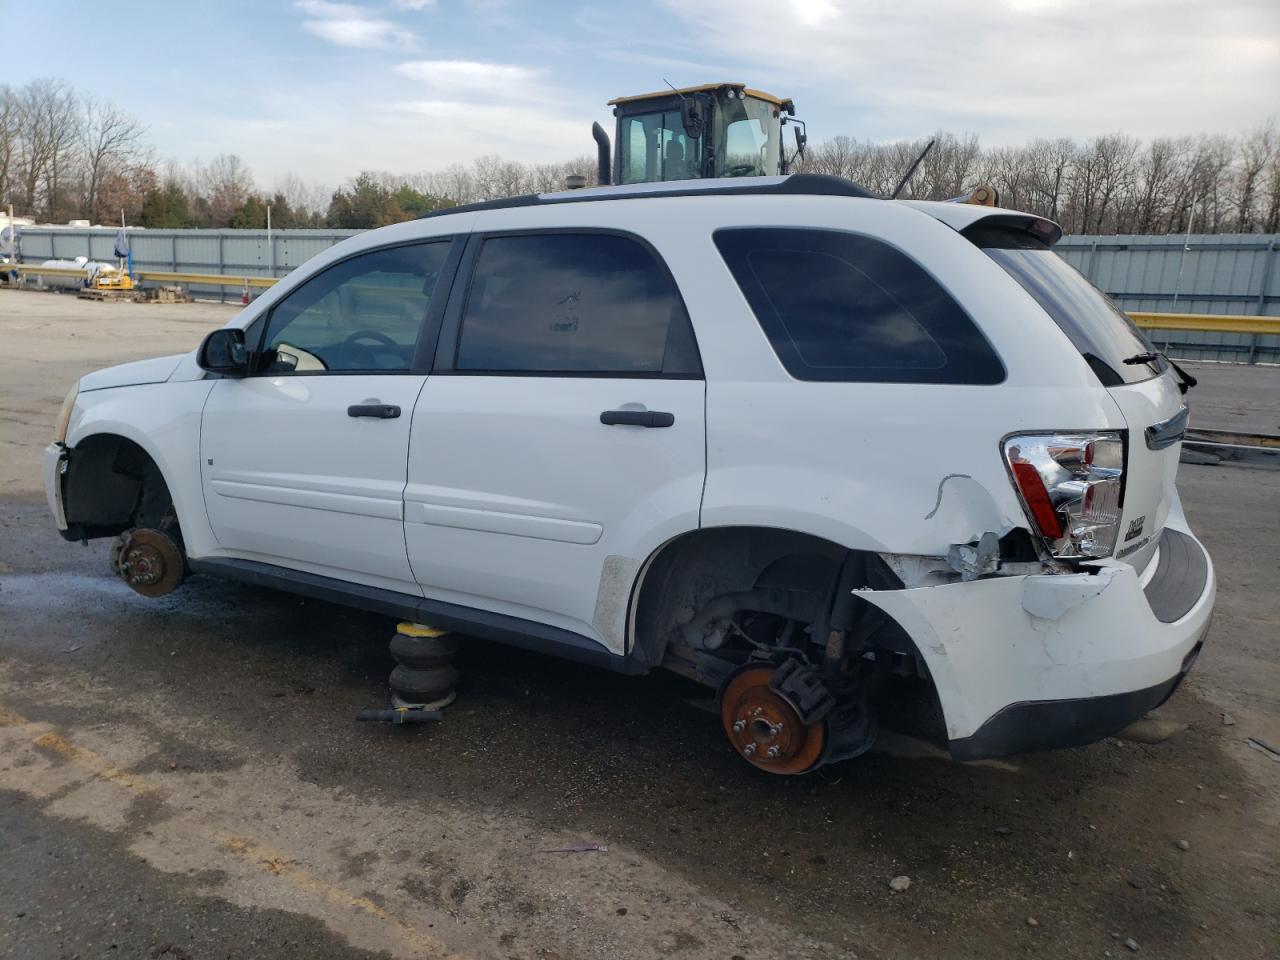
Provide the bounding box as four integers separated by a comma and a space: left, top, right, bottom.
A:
186, 557, 649, 675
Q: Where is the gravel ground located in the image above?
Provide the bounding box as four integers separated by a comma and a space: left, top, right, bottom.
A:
1, 288, 1277, 959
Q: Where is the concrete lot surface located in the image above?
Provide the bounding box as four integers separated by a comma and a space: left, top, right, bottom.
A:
1, 288, 1278, 959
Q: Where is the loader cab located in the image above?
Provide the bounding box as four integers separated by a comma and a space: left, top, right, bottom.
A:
608, 83, 797, 185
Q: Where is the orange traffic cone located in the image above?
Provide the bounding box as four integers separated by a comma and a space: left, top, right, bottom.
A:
241, 280, 250, 306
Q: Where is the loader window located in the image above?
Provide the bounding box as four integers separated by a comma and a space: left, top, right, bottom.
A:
716, 96, 780, 177
619, 111, 702, 183
455, 232, 701, 376
714, 227, 1004, 384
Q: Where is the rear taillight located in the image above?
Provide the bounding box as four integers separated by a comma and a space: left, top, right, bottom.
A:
1002, 432, 1125, 559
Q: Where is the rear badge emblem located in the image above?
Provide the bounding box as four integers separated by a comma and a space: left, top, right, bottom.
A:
1126, 517, 1146, 541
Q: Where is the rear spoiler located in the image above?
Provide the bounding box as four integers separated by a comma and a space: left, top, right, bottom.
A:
899, 200, 1063, 247
959, 213, 1063, 247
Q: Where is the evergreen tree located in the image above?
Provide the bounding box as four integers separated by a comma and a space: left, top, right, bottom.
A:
138, 180, 193, 228
230, 194, 267, 229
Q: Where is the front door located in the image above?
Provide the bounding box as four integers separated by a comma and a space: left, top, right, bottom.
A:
201, 239, 456, 593
404, 231, 706, 652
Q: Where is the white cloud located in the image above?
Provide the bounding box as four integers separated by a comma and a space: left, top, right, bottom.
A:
391, 0, 435, 9
390, 99, 587, 155
394, 59, 543, 98
295, 1, 364, 17
655, 0, 1280, 142
295, 0, 417, 50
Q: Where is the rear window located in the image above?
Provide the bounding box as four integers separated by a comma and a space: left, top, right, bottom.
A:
971, 228, 1164, 386
713, 228, 1004, 384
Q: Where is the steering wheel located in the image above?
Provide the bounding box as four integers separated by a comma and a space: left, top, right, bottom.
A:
339, 329, 402, 369
721, 163, 759, 178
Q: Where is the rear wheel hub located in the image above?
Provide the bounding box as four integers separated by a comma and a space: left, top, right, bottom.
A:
720, 665, 826, 774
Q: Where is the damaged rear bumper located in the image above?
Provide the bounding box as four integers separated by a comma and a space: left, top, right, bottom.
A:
857, 520, 1215, 760
948, 633, 1205, 759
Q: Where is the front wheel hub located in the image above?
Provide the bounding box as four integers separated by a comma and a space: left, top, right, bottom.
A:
719, 665, 826, 774
111, 528, 185, 597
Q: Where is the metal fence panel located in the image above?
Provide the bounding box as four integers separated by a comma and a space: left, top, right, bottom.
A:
1055, 233, 1280, 317
16, 227, 359, 300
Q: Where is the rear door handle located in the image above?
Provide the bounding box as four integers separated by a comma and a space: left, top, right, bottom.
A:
347, 403, 401, 419
600, 409, 675, 428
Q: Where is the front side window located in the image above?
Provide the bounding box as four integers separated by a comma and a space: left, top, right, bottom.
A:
260, 241, 451, 374
455, 233, 700, 376
714, 228, 1004, 384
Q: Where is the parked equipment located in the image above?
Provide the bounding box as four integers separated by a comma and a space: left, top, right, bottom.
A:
589, 82, 805, 185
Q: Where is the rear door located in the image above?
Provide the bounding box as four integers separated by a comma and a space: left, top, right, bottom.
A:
976, 229, 1184, 568
404, 229, 706, 652
200, 239, 459, 593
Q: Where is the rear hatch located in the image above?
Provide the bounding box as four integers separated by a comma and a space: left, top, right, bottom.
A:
966, 221, 1186, 570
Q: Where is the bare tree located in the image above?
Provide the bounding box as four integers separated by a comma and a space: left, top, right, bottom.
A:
0, 86, 17, 208
1022, 137, 1076, 225
199, 153, 255, 226
274, 173, 332, 218
13, 78, 81, 219
1234, 123, 1277, 232
79, 98, 145, 223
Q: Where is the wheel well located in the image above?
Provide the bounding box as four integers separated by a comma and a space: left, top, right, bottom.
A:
630, 525, 946, 741
62, 434, 180, 543
632, 527, 865, 661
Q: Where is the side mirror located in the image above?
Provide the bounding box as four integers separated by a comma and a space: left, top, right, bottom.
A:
794, 126, 807, 155
198, 328, 249, 376
681, 99, 704, 139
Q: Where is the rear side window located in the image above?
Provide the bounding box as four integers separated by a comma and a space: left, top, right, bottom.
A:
455, 233, 701, 376
713, 228, 1004, 384
971, 228, 1163, 386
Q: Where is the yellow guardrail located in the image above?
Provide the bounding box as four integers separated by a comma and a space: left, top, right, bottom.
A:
1128, 312, 1279, 336
11, 264, 277, 288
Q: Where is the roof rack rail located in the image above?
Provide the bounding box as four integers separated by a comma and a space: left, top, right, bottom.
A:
421, 174, 881, 219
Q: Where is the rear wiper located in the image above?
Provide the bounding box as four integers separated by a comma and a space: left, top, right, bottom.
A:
1165, 355, 1198, 394
1122, 351, 1197, 394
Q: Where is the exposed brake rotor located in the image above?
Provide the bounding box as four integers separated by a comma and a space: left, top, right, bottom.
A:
111, 528, 185, 597
719, 665, 827, 774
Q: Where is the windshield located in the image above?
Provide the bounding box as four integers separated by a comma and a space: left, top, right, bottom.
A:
974, 229, 1164, 386
618, 110, 703, 183
715, 95, 781, 177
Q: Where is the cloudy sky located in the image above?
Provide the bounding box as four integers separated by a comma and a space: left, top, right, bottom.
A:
9, 0, 1278, 186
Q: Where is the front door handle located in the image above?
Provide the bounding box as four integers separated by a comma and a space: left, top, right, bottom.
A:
600, 409, 675, 428
347, 403, 401, 419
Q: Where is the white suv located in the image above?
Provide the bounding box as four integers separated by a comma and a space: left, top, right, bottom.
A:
43, 174, 1214, 773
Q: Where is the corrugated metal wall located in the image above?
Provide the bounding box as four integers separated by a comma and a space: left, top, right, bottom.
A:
17, 228, 358, 300
1055, 233, 1279, 363
16, 226, 1280, 362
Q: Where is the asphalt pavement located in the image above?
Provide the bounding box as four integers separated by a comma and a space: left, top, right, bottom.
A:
1, 288, 1277, 960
